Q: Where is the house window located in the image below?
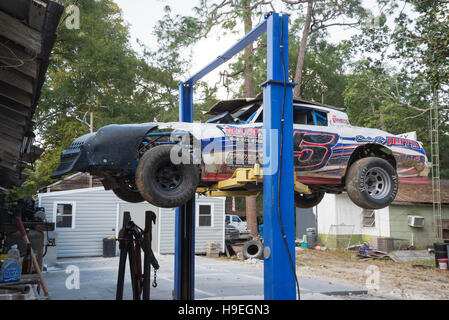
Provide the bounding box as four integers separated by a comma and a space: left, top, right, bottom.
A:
55, 202, 75, 228
362, 209, 375, 227
198, 204, 212, 227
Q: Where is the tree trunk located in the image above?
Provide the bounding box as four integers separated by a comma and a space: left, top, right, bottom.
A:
293, 0, 313, 98
242, 0, 258, 238
242, 0, 255, 98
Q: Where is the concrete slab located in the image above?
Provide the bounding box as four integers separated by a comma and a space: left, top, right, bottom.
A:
42, 255, 373, 300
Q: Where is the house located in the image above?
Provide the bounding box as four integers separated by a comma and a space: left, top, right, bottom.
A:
315, 181, 449, 249
37, 186, 226, 258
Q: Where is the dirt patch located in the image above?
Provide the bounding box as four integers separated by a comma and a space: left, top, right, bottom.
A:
296, 248, 449, 300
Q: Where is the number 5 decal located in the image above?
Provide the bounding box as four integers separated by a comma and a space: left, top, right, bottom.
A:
293, 130, 339, 171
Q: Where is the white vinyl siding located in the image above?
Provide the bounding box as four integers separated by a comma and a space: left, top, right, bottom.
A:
157, 196, 225, 254
38, 188, 225, 257
39, 188, 118, 258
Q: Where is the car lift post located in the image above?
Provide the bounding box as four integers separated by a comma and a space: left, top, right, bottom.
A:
174, 12, 296, 300
174, 82, 196, 300
262, 13, 296, 299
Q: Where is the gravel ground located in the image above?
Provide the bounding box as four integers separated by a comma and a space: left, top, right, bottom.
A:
295, 248, 449, 300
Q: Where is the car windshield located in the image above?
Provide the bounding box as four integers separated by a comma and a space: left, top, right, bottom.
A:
254, 105, 328, 126
206, 103, 261, 124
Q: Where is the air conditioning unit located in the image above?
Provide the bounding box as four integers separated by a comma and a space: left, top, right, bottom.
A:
408, 215, 424, 228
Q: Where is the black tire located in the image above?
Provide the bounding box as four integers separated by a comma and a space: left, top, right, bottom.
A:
112, 177, 144, 203
346, 157, 398, 209
242, 239, 263, 260
294, 190, 325, 208
135, 144, 200, 208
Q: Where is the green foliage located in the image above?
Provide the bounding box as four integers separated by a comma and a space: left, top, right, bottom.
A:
12, 0, 182, 198
344, 0, 449, 177
13, 0, 449, 200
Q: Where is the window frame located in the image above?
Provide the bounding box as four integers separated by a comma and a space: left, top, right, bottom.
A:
53, 201, 76, 229
361, 209, 376, 228
196, 202, 214, 228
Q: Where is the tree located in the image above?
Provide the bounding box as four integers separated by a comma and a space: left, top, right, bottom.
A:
153, 0, 280, 237
10, 0, 181, 198
344, 0, 449, 176
281, 0, 367, 97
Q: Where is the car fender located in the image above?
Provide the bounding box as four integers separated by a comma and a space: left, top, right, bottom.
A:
51, 123, 158, 178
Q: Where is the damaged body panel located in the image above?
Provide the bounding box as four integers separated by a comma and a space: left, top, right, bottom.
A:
51, 123, 157, 179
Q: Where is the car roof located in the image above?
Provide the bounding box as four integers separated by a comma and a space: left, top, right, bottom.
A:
206, 92, 345, 115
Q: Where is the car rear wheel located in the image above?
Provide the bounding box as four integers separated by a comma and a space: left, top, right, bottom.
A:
112, 177, 144, 203
294, 190, 325, 208
135, 144, 199, 208
346, 157, 398, 209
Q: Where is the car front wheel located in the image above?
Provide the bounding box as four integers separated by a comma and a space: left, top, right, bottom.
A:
135, 144, 199, 208
346, 157, 398, 209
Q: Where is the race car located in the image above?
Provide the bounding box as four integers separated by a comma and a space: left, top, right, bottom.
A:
51, 95, 430, 209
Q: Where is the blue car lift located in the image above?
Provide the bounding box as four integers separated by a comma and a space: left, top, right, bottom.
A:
174, 12, 297, 300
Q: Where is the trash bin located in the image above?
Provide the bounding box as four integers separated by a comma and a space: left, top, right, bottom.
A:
103, 237, 116, 257
434, 243, 448, 267
306, 228, 317, 249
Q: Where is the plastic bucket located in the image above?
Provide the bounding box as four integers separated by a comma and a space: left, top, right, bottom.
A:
438, 258, 448, 270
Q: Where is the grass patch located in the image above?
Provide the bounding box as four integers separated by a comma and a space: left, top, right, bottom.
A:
404, 259, 436, 267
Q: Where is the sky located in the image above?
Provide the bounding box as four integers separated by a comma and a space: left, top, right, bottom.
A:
112, 0, 386, 98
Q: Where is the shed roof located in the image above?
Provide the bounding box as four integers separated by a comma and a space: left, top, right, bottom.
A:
0, 0, 64, 189
393, 180, 449, 205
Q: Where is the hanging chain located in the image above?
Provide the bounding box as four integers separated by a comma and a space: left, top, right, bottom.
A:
152, 269, 157, 288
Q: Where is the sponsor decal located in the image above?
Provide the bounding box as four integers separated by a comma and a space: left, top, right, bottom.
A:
355, 135, 387, 144
331, 115, 350, 124
355, 135, 423, 152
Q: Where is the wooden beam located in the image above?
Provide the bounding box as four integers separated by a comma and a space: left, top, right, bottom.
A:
0, 119, 24, 137
0, 143, 21, 160
0, 106, 28, 125
0, 100, 31, 118
0, 123, 24, 141
0, 10, 41, 55
0, 111, 27, 128
0, 131, 22, 146
0, 160, 17, 173
0, 42, 38, 78
0, 69, 33, 94
0, 149, 18, 164
0, 81, 32, 107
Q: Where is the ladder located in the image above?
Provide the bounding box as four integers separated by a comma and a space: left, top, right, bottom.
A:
430, 88, 442, 241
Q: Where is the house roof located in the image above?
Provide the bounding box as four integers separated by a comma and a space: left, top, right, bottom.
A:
39, 172, 103, 193
0, 0, 64, 189
393, 180, 449, 205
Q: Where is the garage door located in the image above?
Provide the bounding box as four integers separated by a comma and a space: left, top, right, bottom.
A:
118, 203, 159, 253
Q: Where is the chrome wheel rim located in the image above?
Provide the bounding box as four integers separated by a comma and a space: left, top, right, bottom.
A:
364, 167, 390, 199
